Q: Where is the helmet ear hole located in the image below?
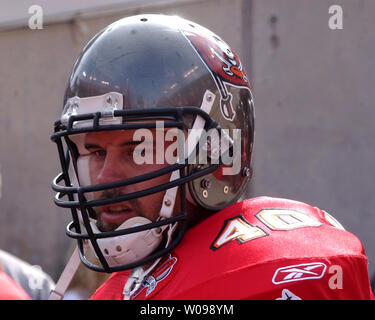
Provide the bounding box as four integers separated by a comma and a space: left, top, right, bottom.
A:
187, 164, 249, 212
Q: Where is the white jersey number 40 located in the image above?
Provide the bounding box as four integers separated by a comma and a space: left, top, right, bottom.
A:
211, 209, 323, 250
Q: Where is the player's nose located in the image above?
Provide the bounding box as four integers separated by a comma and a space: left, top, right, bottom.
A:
96, 152, 130, 185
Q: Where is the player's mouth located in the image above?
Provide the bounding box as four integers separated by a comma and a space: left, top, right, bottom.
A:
99, 204, 136, 226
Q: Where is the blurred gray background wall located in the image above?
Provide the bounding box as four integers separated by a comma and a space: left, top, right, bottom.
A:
0, 0, 374, 283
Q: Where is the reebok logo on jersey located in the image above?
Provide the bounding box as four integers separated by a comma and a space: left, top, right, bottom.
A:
272, 262, 327, 284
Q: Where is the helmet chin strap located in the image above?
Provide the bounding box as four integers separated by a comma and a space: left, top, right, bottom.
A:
88, 217, 163, 268
49, 244, 88, 300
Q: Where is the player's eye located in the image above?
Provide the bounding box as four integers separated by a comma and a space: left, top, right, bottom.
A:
92, 150, 106, 157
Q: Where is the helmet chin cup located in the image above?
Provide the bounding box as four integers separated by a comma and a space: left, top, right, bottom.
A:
89, 217, 163, 268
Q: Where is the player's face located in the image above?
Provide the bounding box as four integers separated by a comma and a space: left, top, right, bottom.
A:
82, 129, 173, 232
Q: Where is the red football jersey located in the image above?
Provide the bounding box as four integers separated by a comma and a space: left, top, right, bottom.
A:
0, 269, 31, 300
91, 197, 374, 300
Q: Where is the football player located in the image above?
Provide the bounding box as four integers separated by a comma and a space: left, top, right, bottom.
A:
50, 14, 374, 300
